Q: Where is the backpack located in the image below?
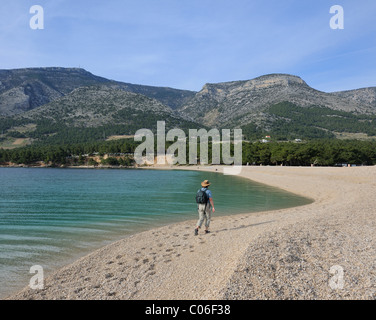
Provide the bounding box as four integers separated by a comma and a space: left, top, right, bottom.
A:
196, 189, 209, 204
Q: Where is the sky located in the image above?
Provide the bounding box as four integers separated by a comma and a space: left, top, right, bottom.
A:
0, 0, 375, 92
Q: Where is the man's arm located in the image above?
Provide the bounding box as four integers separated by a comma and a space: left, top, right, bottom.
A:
209, 198, 215, 213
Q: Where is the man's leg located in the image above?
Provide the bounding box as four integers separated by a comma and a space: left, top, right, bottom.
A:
195, 204, 205, 235
204, 206, 212, 233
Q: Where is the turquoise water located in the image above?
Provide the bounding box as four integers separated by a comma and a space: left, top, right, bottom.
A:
0, 167, 311, 298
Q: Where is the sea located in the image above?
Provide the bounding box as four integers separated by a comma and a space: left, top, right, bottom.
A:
0, 167, 311, 298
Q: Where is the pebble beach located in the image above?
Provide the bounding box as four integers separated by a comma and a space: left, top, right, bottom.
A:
7, 165, 376, 300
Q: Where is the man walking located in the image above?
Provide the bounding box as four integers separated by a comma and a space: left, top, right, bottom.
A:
195, 180, 215, 236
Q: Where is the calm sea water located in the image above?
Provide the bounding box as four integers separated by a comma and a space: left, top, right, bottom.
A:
0, 167, 311, 298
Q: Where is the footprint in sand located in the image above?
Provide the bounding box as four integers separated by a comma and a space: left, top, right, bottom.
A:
74, 287, 84, 294
118, 277, 126, 284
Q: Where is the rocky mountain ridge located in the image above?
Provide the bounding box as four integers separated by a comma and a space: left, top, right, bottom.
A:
0, 67, 196, 116
1, 68, 376, 145
179, 73, 376, 127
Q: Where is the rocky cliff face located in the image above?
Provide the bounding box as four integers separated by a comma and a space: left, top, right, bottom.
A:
179, 74, 376, 127
0, 68, 108, 116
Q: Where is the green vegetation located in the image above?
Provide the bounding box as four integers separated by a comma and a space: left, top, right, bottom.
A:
0, 139, 138, 166
1, 138, 376, 167
0, 117, 28, 132
238, 102, 376, 141
0, 114, 202, 147
242, 140, 376, 166
2, 100, 376, 168
266, 102, 376, 139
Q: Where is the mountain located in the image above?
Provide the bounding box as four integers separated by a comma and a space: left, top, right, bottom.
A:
1, 69, 376, 147
177, 74, 376, 139
0, 67, 196, 116
179, 74, 376, 127
331, 87, 376, 106
18, 86, 175, 126
0, 86, 200, 145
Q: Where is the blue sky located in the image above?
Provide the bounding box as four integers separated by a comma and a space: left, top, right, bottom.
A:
1, 0, 375, 92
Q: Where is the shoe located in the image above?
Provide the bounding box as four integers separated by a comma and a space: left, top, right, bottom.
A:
205, 230, 210, 234
194, 228, 198, 236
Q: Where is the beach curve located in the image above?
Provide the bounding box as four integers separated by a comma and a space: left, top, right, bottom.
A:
7, 166, 376, 300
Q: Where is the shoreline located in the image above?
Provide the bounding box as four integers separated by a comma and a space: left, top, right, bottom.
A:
7, 165, 376, 300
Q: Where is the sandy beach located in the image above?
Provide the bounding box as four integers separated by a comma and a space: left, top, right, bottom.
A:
7, 165, 376, 300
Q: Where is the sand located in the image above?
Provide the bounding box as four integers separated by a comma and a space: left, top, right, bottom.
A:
7, 166, 376, 300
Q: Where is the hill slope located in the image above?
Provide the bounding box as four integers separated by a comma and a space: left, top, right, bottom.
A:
177, 74, 376, 139
0, 67, 196, 116
0, 86, 200, 145
179, 74, 376, 127
1, 69, 376, 145
331, 87, 376, 106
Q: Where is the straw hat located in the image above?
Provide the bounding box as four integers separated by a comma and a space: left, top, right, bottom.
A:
201, 180, 211, 187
